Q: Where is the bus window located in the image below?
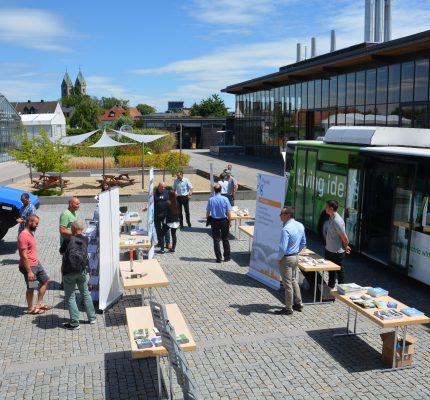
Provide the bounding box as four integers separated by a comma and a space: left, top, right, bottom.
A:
345, 154, 361, 247
285, 143, 295, 173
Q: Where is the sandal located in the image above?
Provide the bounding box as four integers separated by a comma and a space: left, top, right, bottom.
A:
29, 308, 45, 315
39, 304, 53, 311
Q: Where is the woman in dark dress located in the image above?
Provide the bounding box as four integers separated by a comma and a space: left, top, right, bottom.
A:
162, 190, 180, 252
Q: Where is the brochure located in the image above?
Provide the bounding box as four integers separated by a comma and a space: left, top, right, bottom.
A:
400, 307, 424, 317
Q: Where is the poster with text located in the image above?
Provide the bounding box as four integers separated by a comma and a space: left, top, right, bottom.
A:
409, 230, 430, 285
148, 167, 155, 259
248, 174, 287, 289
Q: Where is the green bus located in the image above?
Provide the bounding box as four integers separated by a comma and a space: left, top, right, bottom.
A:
285, 126, 430, 286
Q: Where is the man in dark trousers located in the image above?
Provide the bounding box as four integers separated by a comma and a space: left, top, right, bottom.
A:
173, 171, 193, 228
154, 182, 170, 251
206, 184, 232, 263
60, 220, 96, 330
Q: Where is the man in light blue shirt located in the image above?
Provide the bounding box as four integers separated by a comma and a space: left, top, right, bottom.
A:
275, 207, 306, 315
206, 184, 231, 263
173, 171, 193, 228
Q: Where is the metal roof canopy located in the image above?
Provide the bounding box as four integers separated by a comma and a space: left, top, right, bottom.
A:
360, 146, 430, 157
222, 30, 430, 94
323, 126, 430, 147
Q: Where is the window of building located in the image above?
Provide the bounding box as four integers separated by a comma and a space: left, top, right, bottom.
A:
308, 80, 315, 110
376, 66, 388, 104
388, 64, 401, 103
301, 82, 308, 110
346, 72, 356, 107
366, 69, 376, 105
338, 74, 346, 107
401, 61, 415, 103
322, 79, 329, 108
414, 58, 429, 102
356, 71, 365, 106
314, 80, 322, 109
329, 76, 337, 107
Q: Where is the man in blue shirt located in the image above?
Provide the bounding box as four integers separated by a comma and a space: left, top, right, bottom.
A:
173, 171, 193, 228
16, 193, 36, 235
206, 184, 232, 263
275, 207, 306, 315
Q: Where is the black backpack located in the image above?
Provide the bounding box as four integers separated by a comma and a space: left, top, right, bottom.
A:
64, 236, 88, 273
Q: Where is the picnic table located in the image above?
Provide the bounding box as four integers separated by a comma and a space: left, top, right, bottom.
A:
96, 174, 136, 188
32, 175, 69, 189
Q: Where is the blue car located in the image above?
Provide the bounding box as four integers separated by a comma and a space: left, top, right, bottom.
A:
0, 186, 40, 239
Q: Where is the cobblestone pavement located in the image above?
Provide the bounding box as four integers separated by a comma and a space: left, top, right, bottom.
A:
1, 199, 430, 399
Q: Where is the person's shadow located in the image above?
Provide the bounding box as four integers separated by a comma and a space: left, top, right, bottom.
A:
230, 303, 283, 316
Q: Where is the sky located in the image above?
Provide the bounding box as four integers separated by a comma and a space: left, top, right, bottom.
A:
0, 0, 429, 112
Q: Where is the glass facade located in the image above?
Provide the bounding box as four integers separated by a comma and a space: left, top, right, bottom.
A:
234, 57, 430, 157
0, 93, 21, 163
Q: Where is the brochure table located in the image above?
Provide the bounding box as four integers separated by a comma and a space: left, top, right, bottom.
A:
238, 225, 254, 252
126, 304, 196, 398
331, 290, 430, 371
298, 251, 340, 304
230, 211, 253, 239
119, 259, 169, 305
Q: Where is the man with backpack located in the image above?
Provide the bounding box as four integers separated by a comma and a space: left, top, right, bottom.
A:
59, 220, 96, 330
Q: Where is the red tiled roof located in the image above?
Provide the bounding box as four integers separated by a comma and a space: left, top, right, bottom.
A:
100, 106, 142, 121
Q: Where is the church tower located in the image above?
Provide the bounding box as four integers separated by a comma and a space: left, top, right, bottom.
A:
74, 69, 87, 95
61, 71, 73, 98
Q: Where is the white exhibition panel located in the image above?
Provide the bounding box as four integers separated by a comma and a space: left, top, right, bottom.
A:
248, 174, 286, 289
98, 188, 122, 311
147, 167, 155, 260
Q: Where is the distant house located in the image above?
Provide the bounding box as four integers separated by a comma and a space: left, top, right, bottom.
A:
12, 100, 66, 140
99, 105, 142, 127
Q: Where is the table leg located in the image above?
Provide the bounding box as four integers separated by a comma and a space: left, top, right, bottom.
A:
333, 308, 368, 337
313, 272, 317, 303
169, 362, 174, 399
319, 271, 324, 303
156, 356, 163, 399
248, 237, 251, 253
235, 220, 238, 239
141, 288, 146, 305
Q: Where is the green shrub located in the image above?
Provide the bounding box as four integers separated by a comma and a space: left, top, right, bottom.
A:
117, 152, 190, 172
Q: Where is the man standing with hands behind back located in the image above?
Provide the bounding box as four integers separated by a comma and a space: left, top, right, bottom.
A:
324, 200, 350, 289
59, 196, 80, 289
275, 207, 306, 316
173, 171, 193, 229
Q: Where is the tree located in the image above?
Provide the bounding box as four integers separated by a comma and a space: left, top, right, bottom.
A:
190, 94, 229, 117
136, 103, 156, 115
10, 130, 71, 190
112, 115, 134, 130
69, 95, 102, 130
98, 97, 129, 109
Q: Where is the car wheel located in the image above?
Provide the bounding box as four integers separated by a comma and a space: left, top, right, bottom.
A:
0, 226, 9, 240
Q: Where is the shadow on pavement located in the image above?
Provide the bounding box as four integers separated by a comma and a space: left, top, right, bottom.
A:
179, 256, 216, 263
230, 303, 284, 316
104, 295, 142, 327
31, 313, 68, 329
0, 304, 27, 318
0, 240, 18, 256
307, 328, 383, 372
104, 351, 164, 400
0, 258, 19, 265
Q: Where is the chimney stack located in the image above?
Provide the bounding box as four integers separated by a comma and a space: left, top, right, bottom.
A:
311, 37, 317, 58
330, 30, 336, 52
384, 0, 392, 42
296, 43, 302, 62
374, 0, 383, 42
364, 0, 374, 42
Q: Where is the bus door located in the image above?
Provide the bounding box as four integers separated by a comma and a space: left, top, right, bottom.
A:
295, 148, 317, 228
360, 157, 416, 268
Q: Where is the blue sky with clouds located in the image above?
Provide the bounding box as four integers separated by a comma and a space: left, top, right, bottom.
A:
0, 0, 429, 112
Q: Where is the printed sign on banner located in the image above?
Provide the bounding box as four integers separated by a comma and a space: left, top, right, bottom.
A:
148, 167, 155, 259
409, 230, 430, 285
247, 174, 287, 289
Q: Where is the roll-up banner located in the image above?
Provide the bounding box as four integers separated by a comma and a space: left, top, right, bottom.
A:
247, 174, 287, 289
148, 167, 155, 260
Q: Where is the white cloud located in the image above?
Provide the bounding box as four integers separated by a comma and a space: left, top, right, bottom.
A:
87, 76, 163, 111
188, 0, 293, 28
0, 8, 72, 52
0, 80, 50, 101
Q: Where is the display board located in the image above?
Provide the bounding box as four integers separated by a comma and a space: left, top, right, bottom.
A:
147, 166, 155, 260
247, 174, 287, 289
98, 188, 122, 310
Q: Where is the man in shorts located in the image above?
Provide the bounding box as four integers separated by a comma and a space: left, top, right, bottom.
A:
18, 215, 51, 315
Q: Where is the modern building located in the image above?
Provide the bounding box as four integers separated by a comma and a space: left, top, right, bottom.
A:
99, 105, 142, 127
142, 114, 229, 149
0, 93, 22, 163
222, 29, 430, 158
13, 100, 66, 140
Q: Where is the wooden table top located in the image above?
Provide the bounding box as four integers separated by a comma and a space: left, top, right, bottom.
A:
238, 225, 254, 237
119, 234, 151, 249
126, 304, 196, 359
298, 252, 341, 272
230, 211, 252, 220
331, 290, 430, 328
120, 259, 169, 290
